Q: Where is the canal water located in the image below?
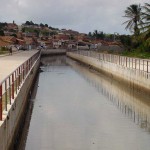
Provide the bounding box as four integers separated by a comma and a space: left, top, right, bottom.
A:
19, 55, 150, 150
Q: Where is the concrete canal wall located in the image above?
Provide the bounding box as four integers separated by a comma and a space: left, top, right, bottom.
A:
0, 54, 40, 150
67, 52, 150, 96
41, 49, 66, 56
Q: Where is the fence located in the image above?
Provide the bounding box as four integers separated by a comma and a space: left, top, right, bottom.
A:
75, 51, 150, 74
0, 51, 40, 120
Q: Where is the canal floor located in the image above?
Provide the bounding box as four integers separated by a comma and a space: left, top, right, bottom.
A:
20, 55, 150, 150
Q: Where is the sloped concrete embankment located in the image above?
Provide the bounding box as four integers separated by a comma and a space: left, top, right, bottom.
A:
67, 52, 150, 96
0, 56, 40, 150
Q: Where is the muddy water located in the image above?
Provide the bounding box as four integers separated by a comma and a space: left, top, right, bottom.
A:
21, 56, 150, 150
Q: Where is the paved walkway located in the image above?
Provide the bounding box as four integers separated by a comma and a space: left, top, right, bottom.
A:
0, 50, 39, 82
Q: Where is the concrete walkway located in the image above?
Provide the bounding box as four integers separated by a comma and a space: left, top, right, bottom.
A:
0, 50, 39, 82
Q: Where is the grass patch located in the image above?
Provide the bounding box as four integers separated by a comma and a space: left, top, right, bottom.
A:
121, 50, 150, 59
0, 51, 9, 55
0, 47, 9, 55
97, 49, 150, 59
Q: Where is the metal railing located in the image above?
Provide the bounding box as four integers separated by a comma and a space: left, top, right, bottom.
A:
0, 51, 40, 120
74, 51, 150, 74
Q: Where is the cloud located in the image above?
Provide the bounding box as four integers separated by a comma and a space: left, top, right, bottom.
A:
0, 0, 148, 34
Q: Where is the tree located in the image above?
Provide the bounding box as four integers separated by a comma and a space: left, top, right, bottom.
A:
140, 3, 150, 39
25, 21, 30, 25
25, 21, 34, 25
123, 4, 142, 36
40, 23, 44, 27
0, 30, 4, 36
22, 27, 25, 32
45, 24, 48, 27
93, 30, 98, 39
34, 29, 40, 37
11, 34, 17, 37
119, 35, 132, 50
88, 32, 92, 37
0, 22, 7, 29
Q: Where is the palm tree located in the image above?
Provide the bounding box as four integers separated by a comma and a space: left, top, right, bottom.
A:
93, 30, 98, 39
123, 4, 142, 36
140, 3, 150, 39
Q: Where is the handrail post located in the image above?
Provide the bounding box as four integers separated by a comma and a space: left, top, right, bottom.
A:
9, 77, 11, 104
0, 84, 2, 120
17, 69, 19, 90
147, 61, 148, 73
23, 64, 25, 80
19, 67, 21, 86
135, 59, 136, 69
15, 71, 17, 94
12, 73, 14, 99
5, 81, 7, 111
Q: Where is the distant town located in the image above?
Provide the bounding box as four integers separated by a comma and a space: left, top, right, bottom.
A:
0, 3, 149, 59
0, 20, 123, 52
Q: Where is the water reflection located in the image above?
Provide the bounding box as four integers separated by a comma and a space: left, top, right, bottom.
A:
41, 55, 67, 66
68, 59, 150, 133
17, 74, 40, 150
23, 55, 150, 150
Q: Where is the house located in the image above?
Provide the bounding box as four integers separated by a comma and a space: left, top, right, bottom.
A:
77, 41, 89, 50
68, 41, 77, 50
4, 31, 15, 36
53, 39, 62, 48
22, 32, 37, 37
16, 38, 25, 46
0, 39, 11, 48
91, 39, 124, 51
55, 33, 70, 41
24, 37, 37, 50
0, 36, 16, 44
5, 21, 18, 32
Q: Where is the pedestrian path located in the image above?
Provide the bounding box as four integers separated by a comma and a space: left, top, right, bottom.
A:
0, 50, 39, 82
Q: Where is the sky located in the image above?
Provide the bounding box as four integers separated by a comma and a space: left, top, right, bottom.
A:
0, 0, 149, 34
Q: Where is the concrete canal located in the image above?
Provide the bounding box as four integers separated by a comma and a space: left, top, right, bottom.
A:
18, 55, 150, 150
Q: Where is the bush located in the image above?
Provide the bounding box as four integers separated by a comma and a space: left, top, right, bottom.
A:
0, 47, 9, 55
0, 47, 8, 51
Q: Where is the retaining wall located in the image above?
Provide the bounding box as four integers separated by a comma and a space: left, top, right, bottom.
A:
41, 49, 66, 56
67, 52, 150, 96
0, 56, 40, 150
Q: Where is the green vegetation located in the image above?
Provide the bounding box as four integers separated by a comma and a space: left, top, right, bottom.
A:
122, 50, 150, 59
0, 22, 7, 36
123, 4, 142, 36
88, 30, 113, 40
0, 47, 9, 55
122, 3, 150, 57
89, 3, 149, 59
